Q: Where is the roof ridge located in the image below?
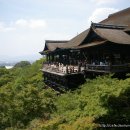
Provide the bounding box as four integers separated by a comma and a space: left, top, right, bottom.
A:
92, 22, 127, 30
108, 7, 130, 18
45, 40, 68, 43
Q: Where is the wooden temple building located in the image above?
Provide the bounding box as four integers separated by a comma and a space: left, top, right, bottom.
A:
40, 8, 130, 89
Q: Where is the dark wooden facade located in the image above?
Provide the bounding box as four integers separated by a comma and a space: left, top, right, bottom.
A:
40, 8, 130, 89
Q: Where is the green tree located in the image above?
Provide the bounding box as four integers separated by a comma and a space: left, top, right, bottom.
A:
14, 61, 31, 68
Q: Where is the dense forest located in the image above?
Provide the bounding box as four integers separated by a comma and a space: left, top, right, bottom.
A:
1, 59, 130, 130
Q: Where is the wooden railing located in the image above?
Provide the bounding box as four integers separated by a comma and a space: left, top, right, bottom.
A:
86, 63, 130, 72
87, 64, 110, 71
42, 63, 130, 74
111, 64, 130, 72
42, 63, 79, 74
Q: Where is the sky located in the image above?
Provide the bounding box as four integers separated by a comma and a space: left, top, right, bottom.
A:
0, 0, 130, 61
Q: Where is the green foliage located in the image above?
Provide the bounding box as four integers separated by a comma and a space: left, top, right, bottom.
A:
0, 68, 9, 76
1, 60, 130, 130
24, 75, 130, 130
0, 66, 5, 68
0, 58, 57, 129
0, 68, 13, 86
14, 61, 31, 68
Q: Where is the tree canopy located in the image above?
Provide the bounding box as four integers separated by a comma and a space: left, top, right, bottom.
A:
14, 61, 31, 68
0, 58, 130, 130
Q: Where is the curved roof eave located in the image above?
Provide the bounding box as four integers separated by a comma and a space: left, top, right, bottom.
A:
43, 40, 68, 52
65, 29, 90, 48
94, 28, 130, 45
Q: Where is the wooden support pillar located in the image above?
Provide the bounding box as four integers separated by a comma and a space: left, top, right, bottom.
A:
107, 53, 113, 71
66, 65, 68, 74
48, 54, 51, 63
59, 54, 62, 63
67, 53, 69, 65
46, 54, 49, 62
52, 54, 54, 62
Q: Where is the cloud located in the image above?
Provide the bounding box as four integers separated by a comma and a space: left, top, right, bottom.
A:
91, 0, 117, 5
0, 22, 5, 31
0, 19, 47, 32
29, 19, 46, 29
88, 8, 119, 23
15, 19, 47, 29
15, 19, 28, 27
0, 22, 15, 32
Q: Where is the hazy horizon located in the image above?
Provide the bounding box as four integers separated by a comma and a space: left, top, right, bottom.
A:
0, 54, 42, 63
